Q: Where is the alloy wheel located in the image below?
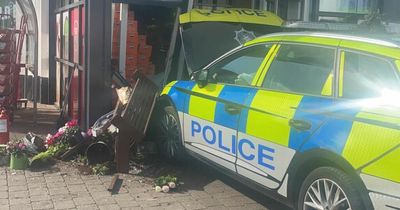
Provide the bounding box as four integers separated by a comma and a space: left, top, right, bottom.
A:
159, 111, 180, 158
303, 178, 351, 210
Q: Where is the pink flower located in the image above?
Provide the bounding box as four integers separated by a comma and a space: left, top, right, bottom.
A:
53, 131, 64, 139
46, 133, 57, 146
66, 120, 78, 128
46, 137, 55, 146
86, 128, 93, 137
58, 126, 66, 133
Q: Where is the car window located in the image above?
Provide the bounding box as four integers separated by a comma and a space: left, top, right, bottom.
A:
342, 52, 400, 99
208, 44, 272, 86
262, 44, 335, 96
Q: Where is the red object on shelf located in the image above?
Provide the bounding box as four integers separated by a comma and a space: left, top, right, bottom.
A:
111, 7, 156, 82
0, 109, 9, 144
0, 15, 27, 114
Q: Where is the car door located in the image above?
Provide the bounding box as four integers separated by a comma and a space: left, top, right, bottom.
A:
183, 43, 277, 172
334, 50, 400, 185
236, 43, 337, 191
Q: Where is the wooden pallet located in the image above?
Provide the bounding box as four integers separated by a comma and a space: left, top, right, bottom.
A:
111, 71, 159, 173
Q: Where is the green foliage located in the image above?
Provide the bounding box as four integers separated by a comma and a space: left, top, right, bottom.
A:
31, 150, 52, 163
76, 154, 88, 165
154, 175, 178, 187
47, 143, 69, 156
30, 143, 69, 167
92, 162, 112, 175
59, 126, 81, 145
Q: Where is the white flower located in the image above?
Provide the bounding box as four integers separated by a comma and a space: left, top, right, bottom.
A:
58, 126, 66, 133
162, 185, 170, 193
168, 182, 176, 189
46, 134, 52, 140
155, 186, 162, 192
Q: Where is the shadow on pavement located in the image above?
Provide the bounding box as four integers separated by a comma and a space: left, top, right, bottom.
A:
132, 155, 292, 210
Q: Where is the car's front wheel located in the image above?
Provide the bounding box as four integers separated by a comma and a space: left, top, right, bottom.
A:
156, 106, 186, 160
298, 167, 365, 210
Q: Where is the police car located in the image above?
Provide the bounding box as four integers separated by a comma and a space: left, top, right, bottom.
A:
156, 32, 400, 210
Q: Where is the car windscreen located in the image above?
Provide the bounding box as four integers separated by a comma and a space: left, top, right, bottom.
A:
180, 22, 281, 73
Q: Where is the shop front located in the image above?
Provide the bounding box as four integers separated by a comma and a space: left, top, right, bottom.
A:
50, 0, 113, 129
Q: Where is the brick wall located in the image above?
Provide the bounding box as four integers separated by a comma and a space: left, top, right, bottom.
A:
112, 5, 155, 84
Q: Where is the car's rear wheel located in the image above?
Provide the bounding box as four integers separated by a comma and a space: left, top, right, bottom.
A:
156, 106, 186, 159
298, 167, 365, 210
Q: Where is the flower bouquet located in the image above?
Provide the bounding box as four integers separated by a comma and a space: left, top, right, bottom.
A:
6, 140, 29, 170
154, 175, 180, 193
31, 120, 88, 168
46, 119, 82, 148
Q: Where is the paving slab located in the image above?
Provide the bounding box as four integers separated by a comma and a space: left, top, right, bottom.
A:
4, 103, 291, 210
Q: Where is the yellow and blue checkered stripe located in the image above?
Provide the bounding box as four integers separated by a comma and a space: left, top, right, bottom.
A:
163, 81, 259, 130
161, 81, 195, 113
343, 108, 400, 183
162, 81, 400, 183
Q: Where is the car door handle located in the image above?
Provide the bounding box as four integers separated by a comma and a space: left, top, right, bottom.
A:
289, 119, 311, 131
224, 104, 242, 115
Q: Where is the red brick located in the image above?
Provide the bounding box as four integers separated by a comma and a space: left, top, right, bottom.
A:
127, 20, 137, 28
126, 48, 138, 57
139, 47, 152, 58
127, 36, 139, 47
126, 59, 138, 66
126, 38, 139, 46
138, 35, 147, 44
126, 57, 138, 65
112, 41, 119, 46
137, 59, 150, 66
127, 32, 138, 39
112, 52, 119, 59
127, 29, 138, 35
125, 68, 136, 75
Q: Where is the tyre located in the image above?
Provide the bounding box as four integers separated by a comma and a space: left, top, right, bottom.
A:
156, 106, 186, 160
297, 167, 365, 210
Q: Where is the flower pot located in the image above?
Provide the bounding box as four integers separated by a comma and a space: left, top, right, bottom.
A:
10, 154, 29, 170
86, 141, 113, 165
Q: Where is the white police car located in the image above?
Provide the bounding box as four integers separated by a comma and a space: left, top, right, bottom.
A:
153, 32, 400, 210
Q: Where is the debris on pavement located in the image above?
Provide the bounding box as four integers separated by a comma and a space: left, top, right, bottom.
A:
154, 175, 180, 193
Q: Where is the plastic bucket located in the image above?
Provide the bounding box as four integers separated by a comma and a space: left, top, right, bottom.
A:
86, 141, 113, 165
10, 154, 28, 170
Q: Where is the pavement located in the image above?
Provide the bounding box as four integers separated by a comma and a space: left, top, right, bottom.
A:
4, 103, 290, 210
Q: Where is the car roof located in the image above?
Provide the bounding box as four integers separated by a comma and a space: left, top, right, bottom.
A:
245, 32, 400, 59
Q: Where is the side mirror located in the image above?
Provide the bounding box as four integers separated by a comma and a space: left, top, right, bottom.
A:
192, 70, 208, 88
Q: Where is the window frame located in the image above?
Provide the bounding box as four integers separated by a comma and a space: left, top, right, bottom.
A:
338, 48, 400, 100
54, 0, 85, 121
201, 43, 277, 87
257, 42, 338, 98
